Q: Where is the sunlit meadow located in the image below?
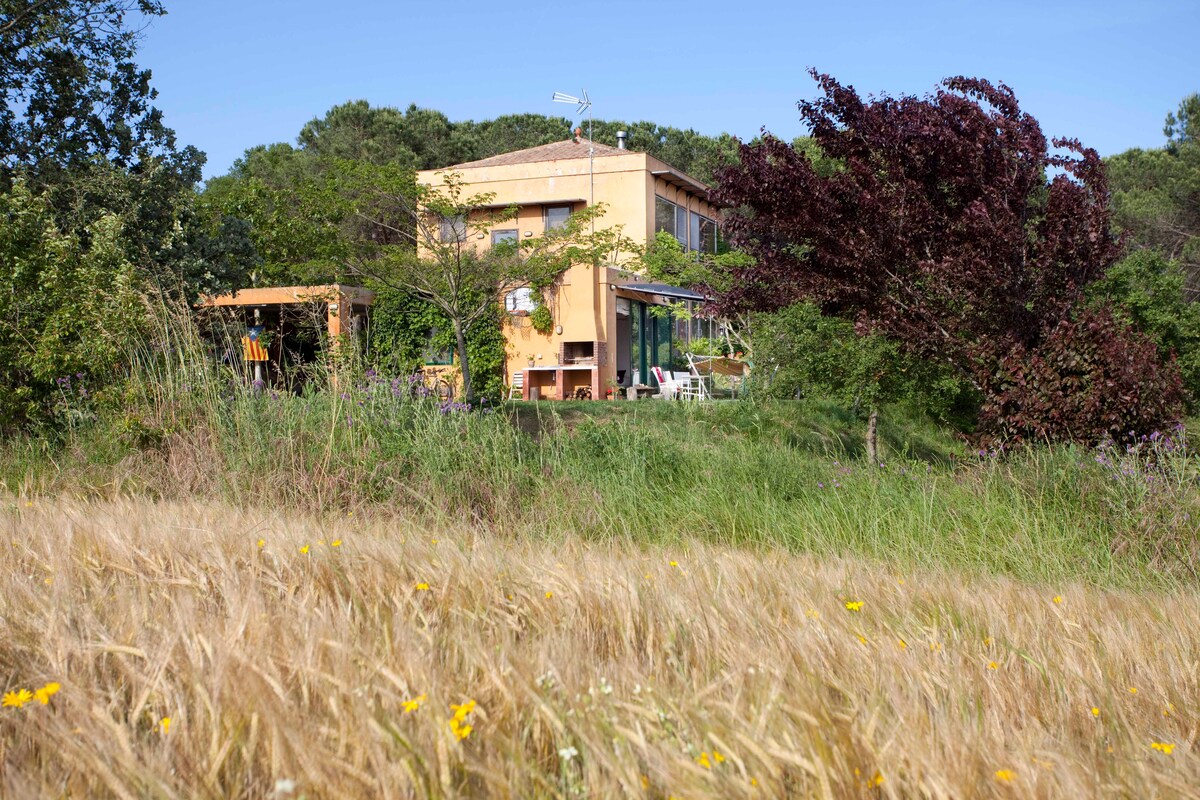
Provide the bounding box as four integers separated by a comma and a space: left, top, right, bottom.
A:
1, 497, 1196, 798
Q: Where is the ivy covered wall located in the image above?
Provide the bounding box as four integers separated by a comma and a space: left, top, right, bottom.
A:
368, 286, 507, 400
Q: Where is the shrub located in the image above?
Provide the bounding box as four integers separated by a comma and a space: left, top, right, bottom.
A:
978, 305, 1185, 443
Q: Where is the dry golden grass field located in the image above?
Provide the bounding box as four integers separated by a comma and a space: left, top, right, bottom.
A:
1, 498, 1196, 799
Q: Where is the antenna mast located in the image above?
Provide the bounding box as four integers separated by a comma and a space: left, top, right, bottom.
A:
552, 90, 595, 233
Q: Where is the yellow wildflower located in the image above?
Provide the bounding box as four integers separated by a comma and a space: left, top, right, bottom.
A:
1091, 707, 1100, 717
750, 777, 758, 786
1128, 687, 1138, 695
43, 577, 52, 585
641, 775, 650, 789
450, 700, 476, 721
806, 609, 819, 619
3, 689, 32, 709
256, 539, 265, 548
34, 683, 60, 705
451, 721, 472, 740
545, 591, 553, 599
898, 639, 908, 650
867, 771, 885, 787
402, 694, 426, 713
994, 769, 1016, 782
988, 661, 999, 670
299, 544, 309, 554
1150, 742, 1175, 754
696, 752, 712, 769
1053, 595, 1063, 604
669, 560, 678, 567
1164, 703, 1175, 716
857, 634, 868, 645
331, 539, 342, 547
416, 582, 430, 591
160, 717, 171, 735
713, 750, 725, 764
984, 637, 993, 646
844, 600, 864, 612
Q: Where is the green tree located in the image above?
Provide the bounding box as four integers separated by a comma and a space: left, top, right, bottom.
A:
0, 0, 203, 188
755, 303, 972, 459
1107, 94, 1200, 294
1107, 144, 1200, 293
1164, 93, 1200, 147
0, 180, 149, 429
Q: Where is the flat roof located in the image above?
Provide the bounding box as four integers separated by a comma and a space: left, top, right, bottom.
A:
198, 284, 375, 308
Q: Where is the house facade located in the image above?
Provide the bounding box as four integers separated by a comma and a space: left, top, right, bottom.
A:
416, 134, 721, 399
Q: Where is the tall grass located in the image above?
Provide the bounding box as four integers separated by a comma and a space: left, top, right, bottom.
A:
1, 301, 1197, 589
0, 498, 1196, 798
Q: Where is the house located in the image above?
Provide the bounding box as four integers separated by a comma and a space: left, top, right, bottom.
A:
416, 132, 722, 399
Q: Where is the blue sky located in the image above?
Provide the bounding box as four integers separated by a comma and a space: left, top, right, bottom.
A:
138, 0, 1200, 180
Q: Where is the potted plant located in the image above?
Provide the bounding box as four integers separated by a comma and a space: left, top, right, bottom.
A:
605, 378, 620, 400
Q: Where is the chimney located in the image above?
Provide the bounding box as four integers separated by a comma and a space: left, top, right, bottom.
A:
573, 127, 582, 143
616, 130, 627, 150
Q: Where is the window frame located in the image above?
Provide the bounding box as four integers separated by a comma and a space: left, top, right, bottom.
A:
491, 228, 518, 247
439, 213, 468, 243
543, 204, 572, 231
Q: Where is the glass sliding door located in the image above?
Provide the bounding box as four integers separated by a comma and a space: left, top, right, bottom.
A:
630, 301, 644, 386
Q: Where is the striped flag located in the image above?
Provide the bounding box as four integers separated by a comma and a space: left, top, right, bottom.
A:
242, 326, 269, 362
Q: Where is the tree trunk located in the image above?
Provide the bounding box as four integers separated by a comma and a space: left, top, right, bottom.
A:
865, 407, 879, 465
453, 318, 473, 405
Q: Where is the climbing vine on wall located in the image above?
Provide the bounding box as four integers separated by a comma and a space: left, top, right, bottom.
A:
369, 286, 506, 399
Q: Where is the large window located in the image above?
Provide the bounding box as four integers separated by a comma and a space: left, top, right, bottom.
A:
654, 195, 718, 253
544, 205, 571, 231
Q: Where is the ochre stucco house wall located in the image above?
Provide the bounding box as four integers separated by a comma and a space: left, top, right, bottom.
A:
416, 135, 720, 399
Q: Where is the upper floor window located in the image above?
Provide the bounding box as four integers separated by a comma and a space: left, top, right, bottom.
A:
439, 214, 467, 242
655, 195, 718, 253
544, 204, 571, 231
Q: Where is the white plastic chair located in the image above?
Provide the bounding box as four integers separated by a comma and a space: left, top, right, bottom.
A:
650, 366, 680, 399
673, 371, 701, 401
507, 370, 524, 400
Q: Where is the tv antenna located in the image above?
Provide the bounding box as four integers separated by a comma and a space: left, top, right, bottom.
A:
552, 90, 595, 230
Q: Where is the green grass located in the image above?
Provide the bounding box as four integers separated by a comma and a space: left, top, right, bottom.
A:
3, 353, 1197, 594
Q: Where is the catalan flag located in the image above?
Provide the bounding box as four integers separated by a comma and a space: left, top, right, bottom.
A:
242, 326, 269, 362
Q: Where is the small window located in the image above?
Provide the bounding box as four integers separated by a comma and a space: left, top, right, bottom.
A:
544, 205, 571, 231
439, 214, 467, 242
423, 328, 453, 365
675, 205, 688, 247
491, 229, 518, 247
505, 287, 536, 313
